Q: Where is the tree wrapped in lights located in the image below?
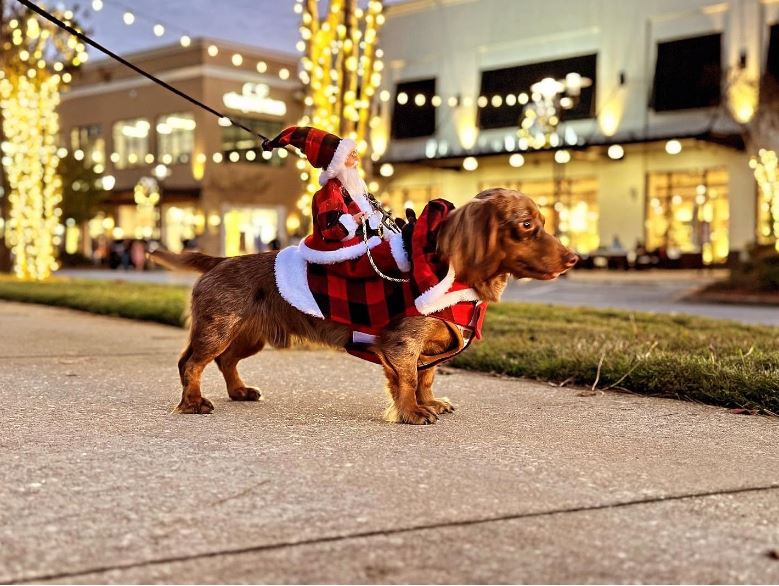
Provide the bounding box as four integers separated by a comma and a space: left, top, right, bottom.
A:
294, 0, 385, 223
0, 5, 85, 279
745, 77, 779, 251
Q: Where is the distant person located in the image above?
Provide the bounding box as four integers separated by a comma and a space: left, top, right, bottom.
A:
121, 240, 132, 270
182, 238, 200, 251
93, 235, 109, 266
130, 239, 146, 270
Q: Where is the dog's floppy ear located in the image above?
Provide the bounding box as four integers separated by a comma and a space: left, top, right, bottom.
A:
438, 196, 504, 293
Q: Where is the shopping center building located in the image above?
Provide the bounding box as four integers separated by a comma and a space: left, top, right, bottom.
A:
374, 0, 779, 266
57, 38, 305, 256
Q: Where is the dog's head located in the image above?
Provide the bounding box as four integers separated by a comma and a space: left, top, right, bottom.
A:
438, 188, 578, 299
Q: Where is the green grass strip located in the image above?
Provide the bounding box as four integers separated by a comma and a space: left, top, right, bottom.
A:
451, 303, 779, 414
1, 276, 777, 413
0, 276, 189, 326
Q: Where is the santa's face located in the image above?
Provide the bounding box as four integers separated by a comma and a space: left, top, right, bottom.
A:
345, 149, 361, 168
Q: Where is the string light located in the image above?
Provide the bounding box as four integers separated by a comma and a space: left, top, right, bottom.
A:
665, 139, 682, 155
462, 156, 478, 171
607, 144, 625, 160
509, 153, 525, 168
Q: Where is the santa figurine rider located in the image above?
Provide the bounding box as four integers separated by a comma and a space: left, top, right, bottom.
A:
262, 126, 410, 279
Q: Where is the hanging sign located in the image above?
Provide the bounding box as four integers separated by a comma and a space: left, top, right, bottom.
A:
222, 83, 287, 117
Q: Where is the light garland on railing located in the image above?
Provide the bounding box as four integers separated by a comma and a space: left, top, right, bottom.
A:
0, 10, 82, 280
750, 148, 779, 250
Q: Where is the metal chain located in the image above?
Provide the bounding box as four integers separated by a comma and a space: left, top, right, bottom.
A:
362, 219, 410, 283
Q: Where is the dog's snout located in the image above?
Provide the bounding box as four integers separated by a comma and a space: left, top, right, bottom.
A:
563, 251, 578, 268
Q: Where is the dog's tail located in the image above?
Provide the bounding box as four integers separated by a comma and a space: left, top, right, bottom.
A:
148, 250, 226, 274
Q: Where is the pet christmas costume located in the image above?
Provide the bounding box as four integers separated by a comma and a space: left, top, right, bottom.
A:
275, 198, 488, 368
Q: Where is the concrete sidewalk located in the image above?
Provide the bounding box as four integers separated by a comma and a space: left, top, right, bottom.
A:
1, 301, 778, 584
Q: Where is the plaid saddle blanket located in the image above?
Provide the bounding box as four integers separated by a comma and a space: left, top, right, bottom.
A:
275, 199, 488, 365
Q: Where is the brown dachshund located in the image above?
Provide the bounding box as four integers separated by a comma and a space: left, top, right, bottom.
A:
151, 188, 577, 424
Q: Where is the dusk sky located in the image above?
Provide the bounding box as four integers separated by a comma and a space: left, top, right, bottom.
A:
59, 0, 406, 58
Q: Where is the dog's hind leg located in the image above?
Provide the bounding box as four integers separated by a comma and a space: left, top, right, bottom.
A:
215, 331, 265, 401
416, 366, 455, 415
176, 322, 234, 414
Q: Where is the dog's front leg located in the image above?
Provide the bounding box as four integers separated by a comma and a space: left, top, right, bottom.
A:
416, 366, 455, 415
379, 356, 438, 425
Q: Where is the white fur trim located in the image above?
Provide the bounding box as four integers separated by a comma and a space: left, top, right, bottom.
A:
350, 193, 374, 215
389, 232, 411, 273
353, 331, 377, 344
298, 235, 382, 264
415, 265, 456, 313
274, 246, 324, 319
418, 287, 481, 315
414, 264, 482, 314
339, 213, 358, 240
318, 138, 356, 186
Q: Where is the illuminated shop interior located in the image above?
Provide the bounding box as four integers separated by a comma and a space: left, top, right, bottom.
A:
645, 168, 729, 264
223, 207, 280, 256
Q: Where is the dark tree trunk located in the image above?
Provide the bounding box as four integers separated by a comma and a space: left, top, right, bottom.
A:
0, 0, 12, 272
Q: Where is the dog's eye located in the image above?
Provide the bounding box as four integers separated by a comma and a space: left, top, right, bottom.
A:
522, 221, 532, 229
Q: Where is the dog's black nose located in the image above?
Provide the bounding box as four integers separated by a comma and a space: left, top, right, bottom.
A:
563, 252, 578, 267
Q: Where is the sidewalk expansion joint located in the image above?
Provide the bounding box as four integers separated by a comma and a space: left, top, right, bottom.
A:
0, 351, 170, 361
5, 482, 779, 584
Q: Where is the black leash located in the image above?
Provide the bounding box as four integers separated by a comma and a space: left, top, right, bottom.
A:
14, 0, 273, 145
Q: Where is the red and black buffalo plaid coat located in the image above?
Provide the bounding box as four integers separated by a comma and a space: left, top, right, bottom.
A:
302, 198, 488, 366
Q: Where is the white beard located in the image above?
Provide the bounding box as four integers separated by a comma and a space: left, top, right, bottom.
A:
338, 167, 368, 202
337, 166, 383, 232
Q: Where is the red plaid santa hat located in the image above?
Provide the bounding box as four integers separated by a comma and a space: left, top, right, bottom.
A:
262, 126, 356, 186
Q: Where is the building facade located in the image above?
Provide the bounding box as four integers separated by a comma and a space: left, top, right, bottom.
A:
375, 0, 779, 267
57, 39, 305, 257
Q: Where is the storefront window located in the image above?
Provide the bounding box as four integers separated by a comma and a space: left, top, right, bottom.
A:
223, 207, 280, 256
645, 169, 729, 264
118, 203, 158, 240
69, 124, 105, 167
221, 117, 285, 165
479, 177, 600, 253
391, 78, 437, 138
112, 118, 150, 169
157, 113, 196, 165
163, 205, 204, 252
384, 184, 441, 216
